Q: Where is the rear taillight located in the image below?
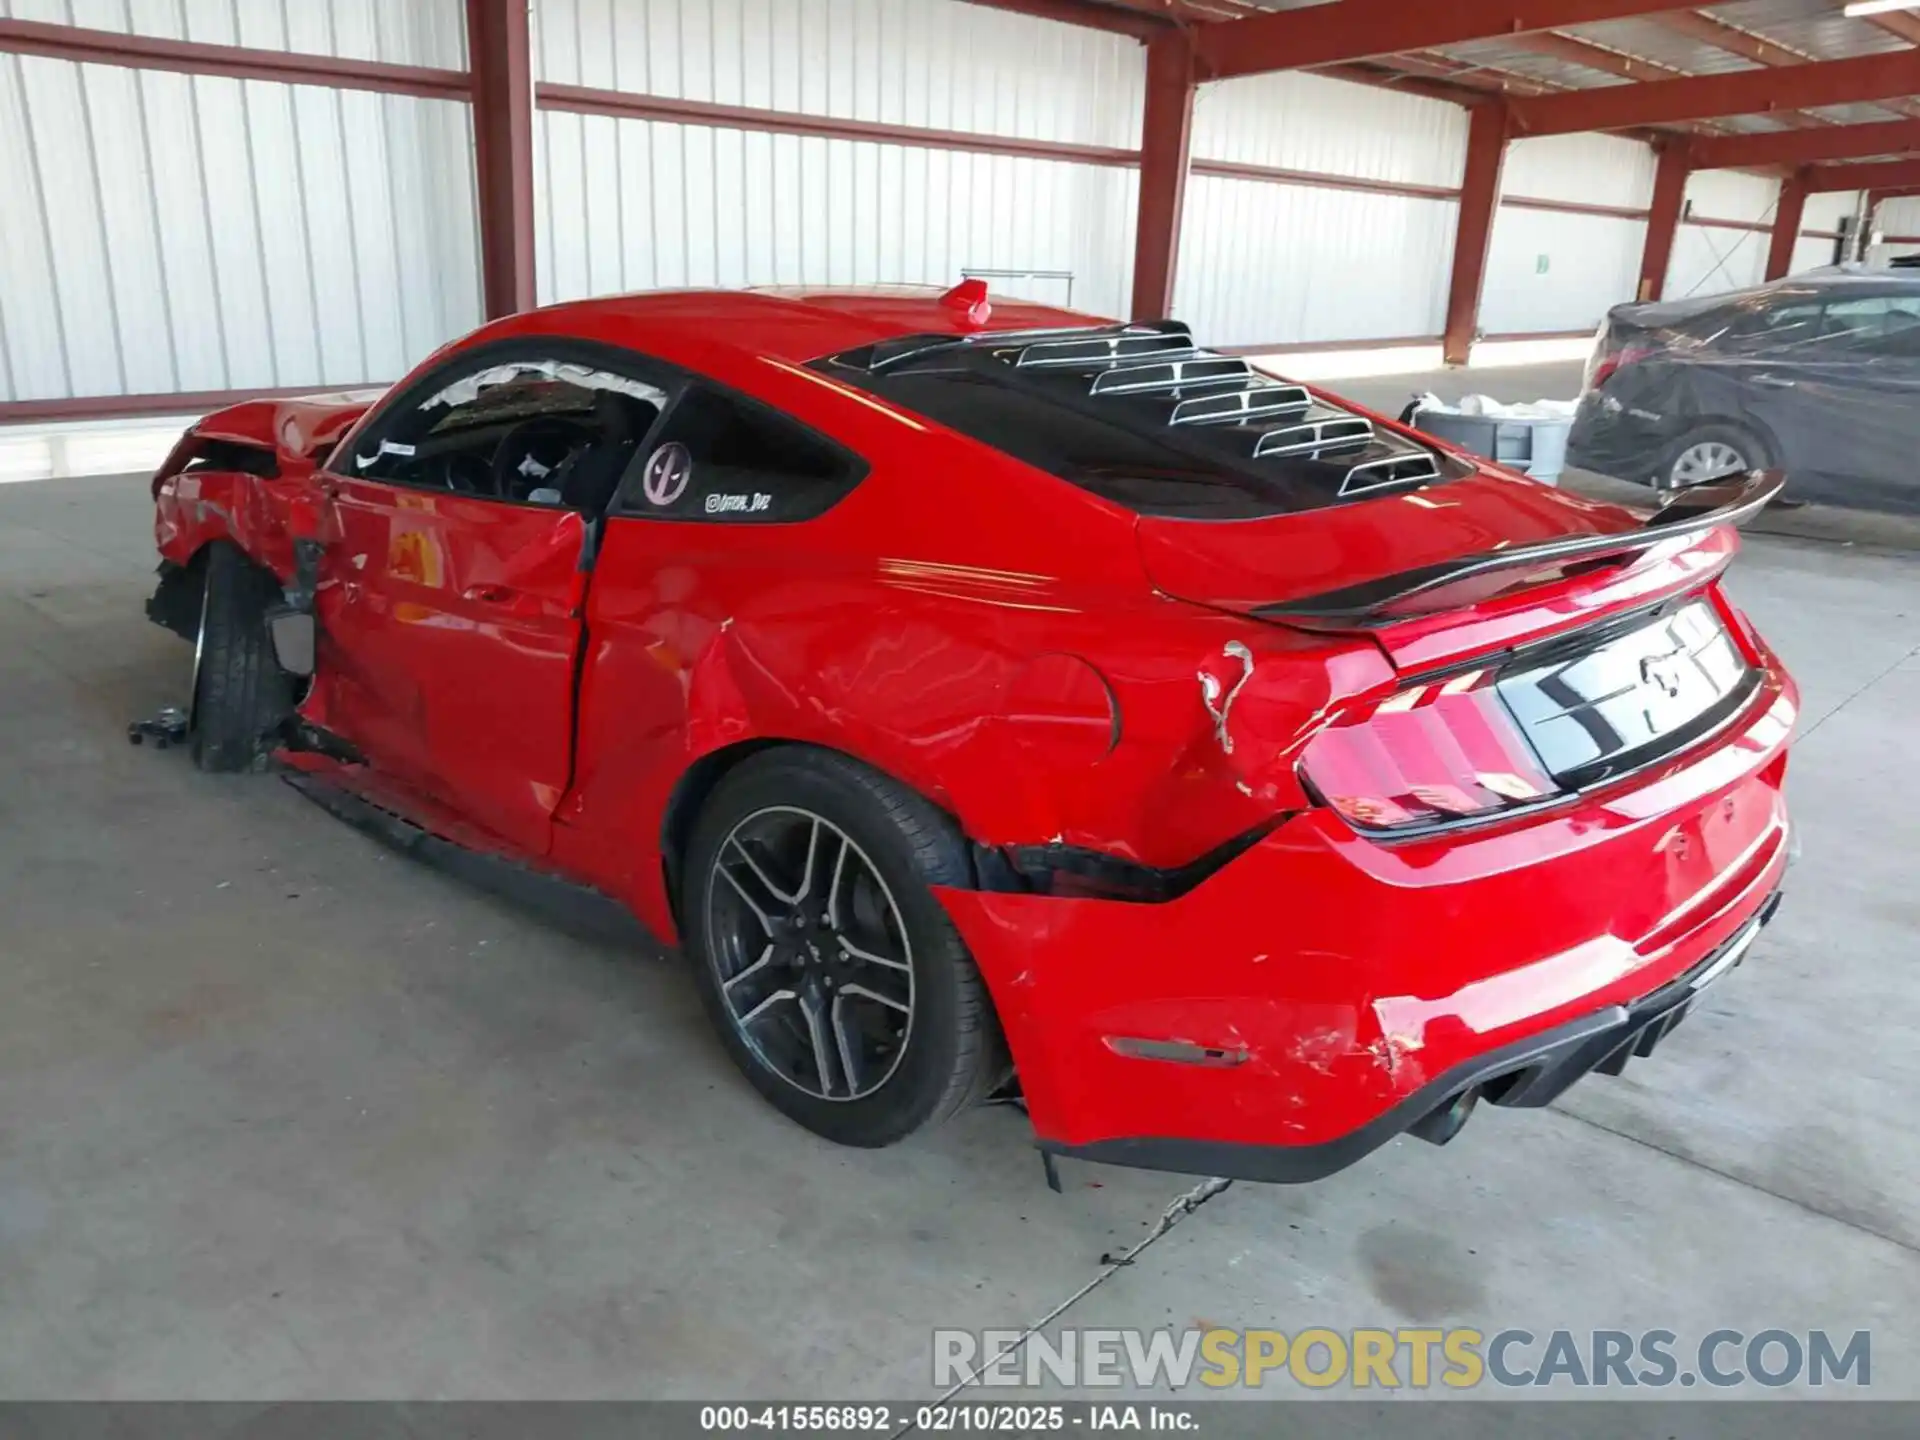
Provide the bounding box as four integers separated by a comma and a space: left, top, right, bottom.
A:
1587, 344, 1652, 392
1299, 668, 1560, 833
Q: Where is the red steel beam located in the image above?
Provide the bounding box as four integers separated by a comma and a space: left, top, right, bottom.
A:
1638, 140, 1689, 301
1655, 11, 1805, 68
954, 0, 1172, 40
1509, 50, 1920, 136
1864, 10, 1920, 46
537, 85, 1140, 167
1655, 11, 1920, 124
1194, 2, 1702, 82
0, 15, 468, 99
1805, 157, 1920, 194
1131, 29, 1197, 320
1504, 31, 1683, 84
1443, 103, 1509, 366
1690, 118, 1920, 172
1765, 170, 1808, 281
469, 0, 536, 318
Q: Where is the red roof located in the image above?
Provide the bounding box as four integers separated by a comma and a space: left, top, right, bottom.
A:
482, 285, 1108, 367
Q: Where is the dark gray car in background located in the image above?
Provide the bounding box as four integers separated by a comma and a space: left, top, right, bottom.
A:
1567, 271, 1920, 515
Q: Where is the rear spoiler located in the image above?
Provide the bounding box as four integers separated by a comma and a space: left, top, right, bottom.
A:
1256, 470, 1784, 630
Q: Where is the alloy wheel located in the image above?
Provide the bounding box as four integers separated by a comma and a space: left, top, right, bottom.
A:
702, 805, 915, 1102
1669, 440, 1748, 488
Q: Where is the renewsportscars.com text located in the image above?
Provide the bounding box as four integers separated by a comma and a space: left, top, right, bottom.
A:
933, 1326, 1871, 1391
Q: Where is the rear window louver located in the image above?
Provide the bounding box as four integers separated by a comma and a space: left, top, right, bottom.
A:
1254, 416, 1375, 459
1088, 356, 1252, 395
1012, 329, 1198, 369
1169, 384, 1311, 426
1340, 452, 1442, 495
826, 319, 1456, 507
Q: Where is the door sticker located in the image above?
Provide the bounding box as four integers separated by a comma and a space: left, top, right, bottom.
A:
641, 441, 694, 506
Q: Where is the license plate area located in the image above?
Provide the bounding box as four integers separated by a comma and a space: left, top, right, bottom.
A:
1496, 600, 1758, 790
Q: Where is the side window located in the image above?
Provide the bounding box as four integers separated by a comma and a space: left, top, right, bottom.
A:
615, 383, 865, 523
1728, 301, 1822, 349
341, 355, 668, 512
1818, 296, 1892, 348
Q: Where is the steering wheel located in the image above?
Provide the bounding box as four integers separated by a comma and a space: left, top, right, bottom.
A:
491, 418, 591, 502
444, 454, 492, 496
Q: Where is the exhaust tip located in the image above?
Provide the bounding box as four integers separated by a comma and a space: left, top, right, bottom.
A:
1409, 1088, 1479, 1146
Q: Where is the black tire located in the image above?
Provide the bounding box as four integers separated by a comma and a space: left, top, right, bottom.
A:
682, 747, 1004, 1147
190, 542, 295, 773
1663, 422, 1775, 491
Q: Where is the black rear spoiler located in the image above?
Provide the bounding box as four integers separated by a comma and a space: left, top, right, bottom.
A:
1256, 470, 1783, 630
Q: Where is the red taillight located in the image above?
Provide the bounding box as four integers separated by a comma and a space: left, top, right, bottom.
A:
1299, 669, 1560, 833
1588, 344, 1652, 391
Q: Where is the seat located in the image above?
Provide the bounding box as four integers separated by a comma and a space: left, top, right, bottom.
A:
559, 391, 652, 515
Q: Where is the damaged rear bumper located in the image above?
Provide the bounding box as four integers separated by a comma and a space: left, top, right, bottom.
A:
936, 665, 1795, 1183
1040, 890, 1780, 1183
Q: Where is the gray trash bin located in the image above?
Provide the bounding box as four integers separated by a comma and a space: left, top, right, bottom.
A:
1411, 407, 1573, 486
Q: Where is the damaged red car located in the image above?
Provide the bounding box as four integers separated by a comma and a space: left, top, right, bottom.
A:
146, 284, 1796, 1182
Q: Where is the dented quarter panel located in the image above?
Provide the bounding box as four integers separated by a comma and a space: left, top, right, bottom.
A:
940, 658, 1793, 1150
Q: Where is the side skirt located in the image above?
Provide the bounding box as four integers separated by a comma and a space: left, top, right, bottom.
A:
282, 769, 659, 952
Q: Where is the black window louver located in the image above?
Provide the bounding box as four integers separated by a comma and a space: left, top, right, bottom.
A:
817, 319, 1463, 514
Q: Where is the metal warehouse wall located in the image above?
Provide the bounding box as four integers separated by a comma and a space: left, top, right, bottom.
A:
1871, 195, 1920, 265
1667, 168, 1777, 301
1176, 71, 1466, 347
1483, 134, 1652, 336
0, 0, 479, 404
1792, 190, 1861, 277
532, 0, 1142, 317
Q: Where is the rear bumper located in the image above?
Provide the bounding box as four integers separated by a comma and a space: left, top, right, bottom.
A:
937, 661, 1796, 1181
1044, 890, 1780, 1183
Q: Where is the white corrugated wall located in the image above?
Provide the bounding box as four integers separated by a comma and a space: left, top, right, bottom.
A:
1483, 134, 1652, 335
1791, 190, 1860, 276
531, 0, 1143, 317
1175, 70, 1466, 347
1871, 195, 1920, 266
1666, 169, 1777, 301
0, 0, 478, 403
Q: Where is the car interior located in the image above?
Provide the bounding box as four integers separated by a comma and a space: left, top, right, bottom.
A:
347, 363, 667, 513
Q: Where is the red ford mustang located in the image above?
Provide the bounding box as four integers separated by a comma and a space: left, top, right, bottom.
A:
146, 283, 1795, 1182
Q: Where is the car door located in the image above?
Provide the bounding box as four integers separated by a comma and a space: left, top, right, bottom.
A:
313, 343, 668, 855
555, 379, 870, 899
1791, 294, 1920, 512
1710, 298, 1831, 477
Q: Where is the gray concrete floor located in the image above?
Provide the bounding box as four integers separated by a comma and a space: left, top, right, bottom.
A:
2, 396, 1918, 1399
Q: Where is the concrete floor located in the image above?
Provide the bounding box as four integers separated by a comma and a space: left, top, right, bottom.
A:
2, 383, 1918, 1400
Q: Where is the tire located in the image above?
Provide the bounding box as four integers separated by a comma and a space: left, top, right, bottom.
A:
189, 542, 295, 773
682, 747, 1004, 1147
1664, 422, 1773, 491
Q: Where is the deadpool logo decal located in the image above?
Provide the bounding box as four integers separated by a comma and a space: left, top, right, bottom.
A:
641, 441, 694, 506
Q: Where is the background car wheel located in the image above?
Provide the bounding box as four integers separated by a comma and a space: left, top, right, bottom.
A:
189, 542, 295, 773
1664, 424, 1772, 490
682, 747, 1004, 1148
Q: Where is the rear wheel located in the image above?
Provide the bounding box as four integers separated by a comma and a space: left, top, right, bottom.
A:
682, 748, 1002, 1147
1665, 423, 1771, 490
189, 542, 295, 772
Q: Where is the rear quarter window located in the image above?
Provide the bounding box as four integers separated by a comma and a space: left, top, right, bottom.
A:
613, 384, 865, 523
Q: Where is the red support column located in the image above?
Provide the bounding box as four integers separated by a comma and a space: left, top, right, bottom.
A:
1637, 139, 1689, 302
1130, 29, 1197, 322
1766, 169, 1808, 282
1442, 101, 1507, 367
467, 0, 535, 318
